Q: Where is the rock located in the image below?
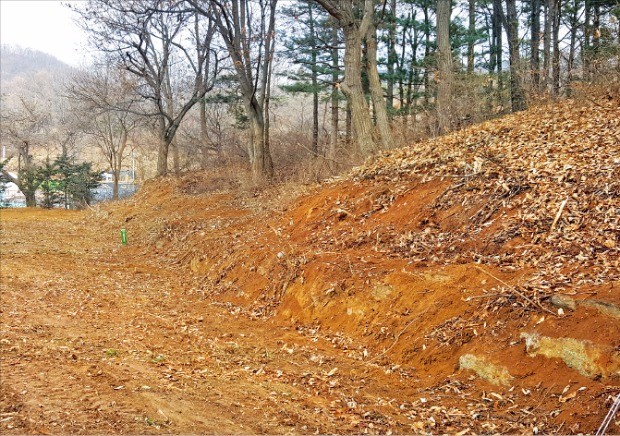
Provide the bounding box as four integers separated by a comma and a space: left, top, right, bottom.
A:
459, 354, 513, 386
549, 294, 576, 310
579, 300, 620, 319
190, 255, 209, 274
371, 283, 393, 301
521, 332, 620, 378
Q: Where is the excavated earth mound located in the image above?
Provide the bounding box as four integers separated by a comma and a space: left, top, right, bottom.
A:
90, 94, 620, 433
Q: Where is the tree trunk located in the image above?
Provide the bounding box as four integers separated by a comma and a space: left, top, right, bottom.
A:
399, 13, 411, 113
504, 0, 527, 111
406, 24, 419, 122
309, 3, 319, 156
345, 100, 352, 145
436, 0, 453, 133
491, 0, 504, 77
592, 2, 601, 72
543, 0, 551, 89
423, 4, 431, 105
16, 142, 37, 207
342, 25, 375, 154
112, 127, 128, 200
243, 85, 273, 180
263, 107, 274, 177
24, 191, 36, 208
200, 91, 209, 166
386, 0, 397, 113
492, 0, 504, 98
163, 77, 180, 176
485, 12, 494, 79
408, 54, 418, 113
490, 2, 497, 73
566, 0, 578, 95
583, 0, 591, 78
113, 151, 121, 201
366, 21, 393, 149
156, 116, 169, 177
311, 53, 320, 157
263, 39, 275, 178
593, 4, 600, 51
467, 0, 476, 74
249, 105, 267, 178
530, 0, 541, 88
313, 0, 378, 154
113, 170, 120, 200
329, 19, 339, 169
551, 0, 561, 97
171, 141, 180, 176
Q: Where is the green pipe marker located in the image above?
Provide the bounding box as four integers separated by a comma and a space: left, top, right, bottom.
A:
120, 228, 127, 245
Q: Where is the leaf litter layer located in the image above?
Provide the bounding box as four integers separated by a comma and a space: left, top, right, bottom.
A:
351, 95, 619, 293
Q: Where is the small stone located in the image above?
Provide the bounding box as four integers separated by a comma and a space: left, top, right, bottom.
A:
549, 294, 576, 310
459, 354, 513, 386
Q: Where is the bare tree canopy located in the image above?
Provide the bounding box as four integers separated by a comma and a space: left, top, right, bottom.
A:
72, 0, 220, 176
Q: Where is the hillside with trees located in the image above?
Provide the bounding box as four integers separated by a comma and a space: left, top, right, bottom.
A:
0, 45, 72, 84
0, 46, 100, 208
2, 0, 618, 195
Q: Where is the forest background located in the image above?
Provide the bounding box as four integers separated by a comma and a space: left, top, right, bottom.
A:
1, 0, 618, 207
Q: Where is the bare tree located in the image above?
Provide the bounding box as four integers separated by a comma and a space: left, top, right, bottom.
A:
69, 64, 140, 199
72, 0, 219, 177
0, 96, 50, 207
179, 100, 237, 168
190, 0, 276, 180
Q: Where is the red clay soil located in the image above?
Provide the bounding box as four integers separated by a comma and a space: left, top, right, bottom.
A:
1, 94, 619, 434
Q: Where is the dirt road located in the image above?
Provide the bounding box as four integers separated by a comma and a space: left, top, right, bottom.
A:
0, 208, 459, 434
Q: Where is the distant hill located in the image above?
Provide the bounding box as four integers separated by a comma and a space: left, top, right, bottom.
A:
0, 44, 72, 84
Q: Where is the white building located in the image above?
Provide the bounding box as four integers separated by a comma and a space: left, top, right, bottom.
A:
1, 172, 26, 207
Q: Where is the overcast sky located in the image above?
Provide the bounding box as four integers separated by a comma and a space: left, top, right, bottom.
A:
1, 1, 90, 67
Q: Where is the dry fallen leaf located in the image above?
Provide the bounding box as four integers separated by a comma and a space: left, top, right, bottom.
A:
561, 384, 571, 395
559, 391, 577, 403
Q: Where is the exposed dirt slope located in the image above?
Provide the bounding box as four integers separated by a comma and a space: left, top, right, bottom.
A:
3, 209, 467, 434
1, 94, 619, 434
